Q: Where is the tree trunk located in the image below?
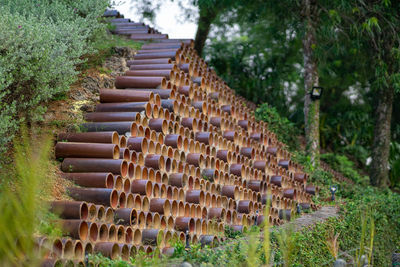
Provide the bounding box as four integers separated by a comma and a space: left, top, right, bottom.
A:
302, 0, 320, 167
194, 7, 217, 56
370, 84, 394, 187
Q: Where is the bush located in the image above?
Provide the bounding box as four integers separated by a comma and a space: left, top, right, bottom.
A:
321, 153, 369, 185
0, 0, 110, 156
255, 103, 301, 150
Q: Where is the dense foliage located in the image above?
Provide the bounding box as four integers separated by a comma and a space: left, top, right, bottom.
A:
0, 0, 110, 155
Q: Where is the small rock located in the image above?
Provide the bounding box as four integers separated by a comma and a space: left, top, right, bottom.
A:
179, 262, 192, 267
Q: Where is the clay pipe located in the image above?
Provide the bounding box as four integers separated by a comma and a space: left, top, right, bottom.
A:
61, 173, 115, 189
55, 143, 119, 159
57, 132, 119, 145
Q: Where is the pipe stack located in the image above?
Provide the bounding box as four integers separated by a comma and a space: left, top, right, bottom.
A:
40, 10, 320, 265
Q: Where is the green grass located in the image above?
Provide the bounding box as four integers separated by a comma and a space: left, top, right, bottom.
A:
79, 32, 143, 71
0, 126, 61, 266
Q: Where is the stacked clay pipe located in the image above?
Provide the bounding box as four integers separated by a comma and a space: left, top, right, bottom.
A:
39, 11, 320, 266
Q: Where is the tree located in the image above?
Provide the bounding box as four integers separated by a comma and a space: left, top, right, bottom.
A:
329, 0, 400, 187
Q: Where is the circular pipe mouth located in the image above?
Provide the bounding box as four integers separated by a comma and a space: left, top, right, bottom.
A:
119, 135, 127, 148
108, 225, 117, 242
114, 175, 123, 190
141, 197, 150, 212
121, 161, 128, 178
113, 145, 120, 159
106, 173, 114, 189
121, 244, 129, 261
145, 102, 152, 118
111, 132, 119, 145
99, 224, 108, 241
111, 243, 120, 260
105, 207, 114, 223
80, 202, 89, 221
110, 190, 119, 209
123, 179, 131, 194
127, 162, 135, 179
125, 227, 133, 243
79, 221, 88, 242
117, 226, 125, 243
165, 157, 171, 172
89, 223, 98, 242
84, 242, 93, 256
119, 192, 126, 208
88, 204, 97, 221
73, 241, 83, 259
63, 240, 74, 258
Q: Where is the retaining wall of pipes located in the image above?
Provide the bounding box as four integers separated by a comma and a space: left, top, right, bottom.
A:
39, 10, 321, 267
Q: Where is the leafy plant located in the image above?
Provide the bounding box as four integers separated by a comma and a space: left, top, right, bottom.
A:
255, 103, 301, 151
0, 126, 59, 265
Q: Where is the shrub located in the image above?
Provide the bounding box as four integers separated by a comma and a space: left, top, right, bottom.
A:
255, 103, 301, 151
0, 0, 110, 157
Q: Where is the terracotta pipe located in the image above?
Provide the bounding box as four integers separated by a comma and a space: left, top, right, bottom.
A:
174, 217, 195, 233
73, 240, 83, 260
168, 173, 188, 188
50, 201, 89, 221
141, 229, 164, 246
80, 122, 135, 135
129, 88, 174, 99
127, 137, 148, 153
57, 132, 119, 145
128, 58, 172, 65
60, 220, 89, 242
134, 51, 178, 60
67, 188, 119, 209
230, 164, 245, 177
164, 134, 183, 149
148, 118, 168, 134
185, 190, 205, 205
195, 132, 213, 145
61, 239, 74, 259
115, 76, 166, 89
100, 89, 156, 103
61, 158, 130, 177
186, 153, 204, 168
119, 136, 127, 148
149, 198, 171, 215
124, 70, 175, 79
116, 225, 126, 243
61, 173, 114, 189
130, 63, 177, 70
131, 179, 153, 196
84, 112, 141, 123
278, 209, 292, 221
55, 143, 119, 159
95, 102, 153, 117
237, 200, 253, 214
221, 185, 239, 200
93, 242, 120, 259
305, 185, 316, 195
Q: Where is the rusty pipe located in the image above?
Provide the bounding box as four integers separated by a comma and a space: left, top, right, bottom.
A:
55, 143, 119, 159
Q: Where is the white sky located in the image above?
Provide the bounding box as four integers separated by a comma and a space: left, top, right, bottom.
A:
113, 1, 198, 39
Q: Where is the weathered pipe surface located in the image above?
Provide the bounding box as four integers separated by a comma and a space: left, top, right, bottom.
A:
174, 217, 195, 232
115, 76, 166, 89
124, 70, 174, 79
131, 180, 153, 196
130, 64, 176, 70
55, 143, 119, 159
127, 58, 172, 66
80, 122, 134, 135
130, 34, 168, 40
164, 134, 182, 149
270, 175, 282, 187
57, 132, 119, 145
100, 89, 155, 103
161, 99, 178, 112
148, 118, 168, 133
50, 201, 89, 220
134, 51, 179, 60
67, 188, 119, 209
114, 208, 135, 226
141, 229, 163, 246
126, 137, 148, 153
84, 112, 141, 122
61, 173, 115, 189
125, 89, 173, 99
95, 102, 153, 117
60, 220, 89, 241
61, 158, 129, 177
94, 242, 120, 259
